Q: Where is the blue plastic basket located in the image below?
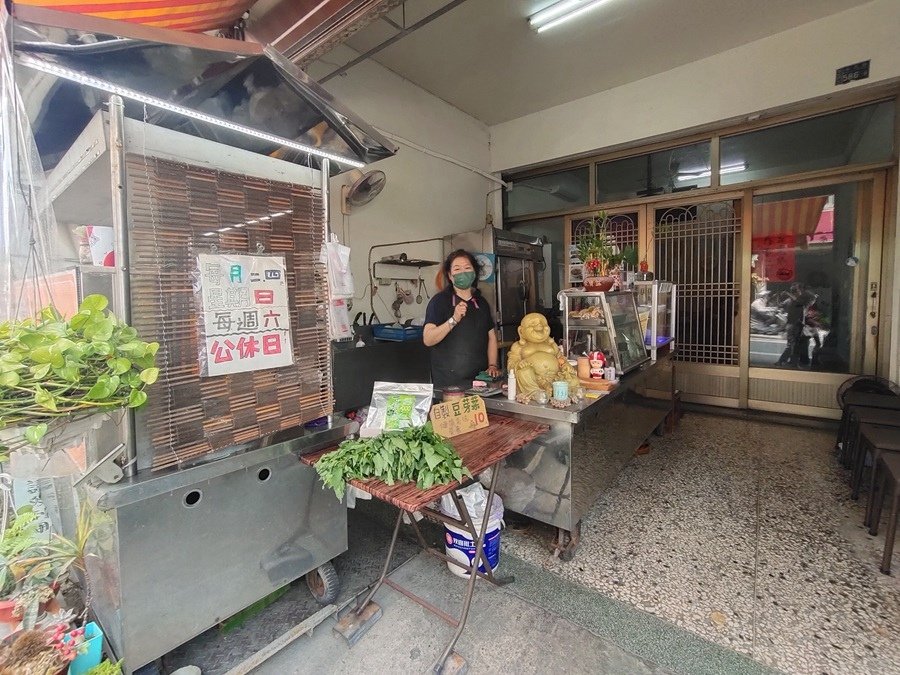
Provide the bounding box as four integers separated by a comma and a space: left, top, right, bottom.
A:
372, 324, 424, 342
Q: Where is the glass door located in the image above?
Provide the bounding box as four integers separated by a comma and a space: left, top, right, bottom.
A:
746, 178, 882, 415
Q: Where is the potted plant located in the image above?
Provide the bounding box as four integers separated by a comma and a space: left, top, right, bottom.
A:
0, 501, 96, 631
0, 294, 158, 453
575, 212, 637, 291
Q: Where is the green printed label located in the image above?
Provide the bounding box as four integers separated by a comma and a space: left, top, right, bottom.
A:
384, 394, 416, 430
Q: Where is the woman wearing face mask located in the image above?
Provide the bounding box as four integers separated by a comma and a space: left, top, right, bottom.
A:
423, 249, 500, 388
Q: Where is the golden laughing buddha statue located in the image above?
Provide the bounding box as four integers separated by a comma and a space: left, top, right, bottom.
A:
507, 313, 579, 403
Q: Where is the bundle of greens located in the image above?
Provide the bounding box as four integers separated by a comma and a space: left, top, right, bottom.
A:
0, 294, 158, 445
315, 422, 471, 500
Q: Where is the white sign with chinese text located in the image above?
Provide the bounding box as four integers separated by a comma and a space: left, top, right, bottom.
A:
197, 254, 294, 377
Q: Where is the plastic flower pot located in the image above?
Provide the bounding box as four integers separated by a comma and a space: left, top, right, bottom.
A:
0, 589, 61, 629
65, 621, 104, 675
0, 598, 16, 625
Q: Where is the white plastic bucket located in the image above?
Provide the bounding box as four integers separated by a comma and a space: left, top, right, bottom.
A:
443, 514, 502, 578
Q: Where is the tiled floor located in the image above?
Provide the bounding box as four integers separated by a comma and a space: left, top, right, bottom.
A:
502, 413, 900, 675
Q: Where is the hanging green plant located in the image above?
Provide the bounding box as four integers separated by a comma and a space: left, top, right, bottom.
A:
0, 295, 158, 445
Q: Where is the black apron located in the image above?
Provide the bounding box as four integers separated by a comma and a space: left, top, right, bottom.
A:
430, 298, 489, 388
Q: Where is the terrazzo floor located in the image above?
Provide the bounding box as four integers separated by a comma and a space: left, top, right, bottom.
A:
502, 412, 900, 675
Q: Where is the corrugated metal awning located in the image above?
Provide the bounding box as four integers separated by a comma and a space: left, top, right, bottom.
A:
13, 0, 254, 32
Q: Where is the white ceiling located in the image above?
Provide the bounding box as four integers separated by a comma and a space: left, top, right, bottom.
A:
321, 0, 873, 125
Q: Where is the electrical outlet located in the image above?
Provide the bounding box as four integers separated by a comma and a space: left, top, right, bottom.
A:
377, 277, 391, 286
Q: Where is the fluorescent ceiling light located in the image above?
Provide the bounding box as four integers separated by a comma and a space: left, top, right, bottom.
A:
529, 0, 614, 33
15, 54, 366, 169
676, 163, 747, 181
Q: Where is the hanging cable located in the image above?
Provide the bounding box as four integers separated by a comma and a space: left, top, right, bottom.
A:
374, 126, 507, 188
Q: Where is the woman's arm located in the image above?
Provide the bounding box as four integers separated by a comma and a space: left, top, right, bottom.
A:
423, 301, 468, 346
423, 321, 453, 347
486, 329, 500, 377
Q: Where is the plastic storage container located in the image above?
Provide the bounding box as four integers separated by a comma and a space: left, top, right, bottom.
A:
66, 622, 104, 675
371, 323, 425, 341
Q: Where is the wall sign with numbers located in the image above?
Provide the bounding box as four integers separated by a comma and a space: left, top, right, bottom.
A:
196, 254, 295, 377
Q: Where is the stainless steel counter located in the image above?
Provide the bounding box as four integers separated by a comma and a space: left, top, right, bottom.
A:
482, 393, 603, 424
76, 417, 356, 673
483, 354, 675, 558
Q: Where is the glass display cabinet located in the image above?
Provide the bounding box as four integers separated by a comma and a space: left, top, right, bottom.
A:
633, 280, 677, 362
559, 290, 650, 374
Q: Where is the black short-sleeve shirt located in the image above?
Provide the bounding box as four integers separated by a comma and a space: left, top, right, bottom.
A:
424, 288, 494, 388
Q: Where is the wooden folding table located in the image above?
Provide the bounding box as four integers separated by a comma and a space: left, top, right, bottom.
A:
301, 415, 548, 673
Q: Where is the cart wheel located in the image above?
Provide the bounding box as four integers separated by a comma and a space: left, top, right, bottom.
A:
306, 562, 340, 605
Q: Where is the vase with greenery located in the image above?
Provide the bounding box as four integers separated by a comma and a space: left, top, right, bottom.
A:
575, 211, 637, 291
0, 294, 158, 452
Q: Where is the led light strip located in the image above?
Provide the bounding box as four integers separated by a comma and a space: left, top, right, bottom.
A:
529, 0, 614, 33
16, 54, 366, 169
676, 163, 747, 181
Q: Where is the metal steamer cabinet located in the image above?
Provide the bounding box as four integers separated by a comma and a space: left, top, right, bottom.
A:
483, 289, 677, 559
561, 290, 651, 375
44, 110, 353, 673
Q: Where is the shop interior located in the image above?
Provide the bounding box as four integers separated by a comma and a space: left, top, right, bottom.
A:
1, 1, 899, 674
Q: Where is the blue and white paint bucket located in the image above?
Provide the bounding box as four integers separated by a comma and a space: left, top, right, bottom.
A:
440, 489, 504, 579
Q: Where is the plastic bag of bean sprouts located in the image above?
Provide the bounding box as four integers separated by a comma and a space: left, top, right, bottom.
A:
359, 381, 434, 438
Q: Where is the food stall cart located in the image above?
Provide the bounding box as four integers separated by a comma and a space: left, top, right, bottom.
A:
484, 354, 674, 559
9, 6, 396, 672
484, 288, 677, 559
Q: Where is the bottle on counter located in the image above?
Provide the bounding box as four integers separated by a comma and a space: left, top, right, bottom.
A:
507, 368, 517, 401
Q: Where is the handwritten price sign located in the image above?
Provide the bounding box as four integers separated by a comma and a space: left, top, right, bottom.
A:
429, 395, 489, 438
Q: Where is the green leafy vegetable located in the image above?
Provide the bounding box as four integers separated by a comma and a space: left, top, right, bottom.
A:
315, 422, 471, 500
85, 659, 124, 675
0, 295, 157, 444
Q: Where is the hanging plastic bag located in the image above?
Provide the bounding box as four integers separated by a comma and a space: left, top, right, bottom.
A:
323, 235, 354, 298
328, 297, 353, 340
440, 482, 504, 525
1, 4, 56, 322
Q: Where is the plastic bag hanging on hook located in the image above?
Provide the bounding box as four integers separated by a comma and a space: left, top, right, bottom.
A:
322, 233, 354, 298
0, 4, 58, 322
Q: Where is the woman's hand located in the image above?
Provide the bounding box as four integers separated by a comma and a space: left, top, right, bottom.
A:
487, 364, 501, 378
453, 302, 468, 323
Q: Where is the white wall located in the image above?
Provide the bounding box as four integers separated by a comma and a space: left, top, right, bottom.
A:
489, 0, 900, 173
308, 46, 493, 327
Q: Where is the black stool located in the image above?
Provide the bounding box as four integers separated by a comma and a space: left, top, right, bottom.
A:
860, 424, 900, 524
868, 451, 900, 574
848, 411, 900, 497
838, 392, 900, 466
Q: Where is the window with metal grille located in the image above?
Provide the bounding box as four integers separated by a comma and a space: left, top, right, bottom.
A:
569, 212, 639, 285
654, 201, 740, 365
